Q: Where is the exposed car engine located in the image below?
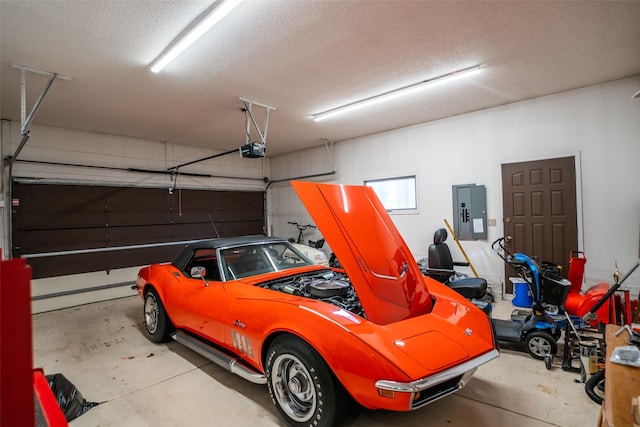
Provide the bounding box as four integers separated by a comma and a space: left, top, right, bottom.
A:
258, 270, 366, 319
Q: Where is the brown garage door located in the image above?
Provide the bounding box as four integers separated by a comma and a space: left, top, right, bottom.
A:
11, 182, 264, 278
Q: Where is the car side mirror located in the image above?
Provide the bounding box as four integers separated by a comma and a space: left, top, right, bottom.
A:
190, 266, 209, 287
191, 266, 206, 278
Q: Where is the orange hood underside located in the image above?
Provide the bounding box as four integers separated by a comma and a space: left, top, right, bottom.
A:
292, 181, 433, 325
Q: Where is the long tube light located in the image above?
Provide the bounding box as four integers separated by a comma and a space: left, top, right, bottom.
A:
150, 0, 243, 73
312, 65, 482, 122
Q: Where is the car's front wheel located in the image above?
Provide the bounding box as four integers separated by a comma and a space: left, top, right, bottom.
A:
143, 288, 173, 343
266, 336, 346, 427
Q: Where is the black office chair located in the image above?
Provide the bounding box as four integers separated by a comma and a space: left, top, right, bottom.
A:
423, 228, 490, 301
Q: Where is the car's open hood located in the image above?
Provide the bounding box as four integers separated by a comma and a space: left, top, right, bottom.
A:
292, 181, 433, 324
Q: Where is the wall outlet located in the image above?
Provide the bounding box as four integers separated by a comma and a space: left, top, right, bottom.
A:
488, 218, 496, 226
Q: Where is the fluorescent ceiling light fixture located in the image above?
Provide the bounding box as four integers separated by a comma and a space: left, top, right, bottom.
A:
312, 65, 482, 121
150, 0, 243, 73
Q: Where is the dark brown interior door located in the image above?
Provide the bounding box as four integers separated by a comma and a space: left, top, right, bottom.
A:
501, 156, 578, 293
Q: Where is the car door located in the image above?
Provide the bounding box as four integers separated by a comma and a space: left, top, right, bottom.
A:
164, 253, 226, 344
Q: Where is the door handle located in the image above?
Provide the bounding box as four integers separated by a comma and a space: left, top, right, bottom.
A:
506, 235, 513, 242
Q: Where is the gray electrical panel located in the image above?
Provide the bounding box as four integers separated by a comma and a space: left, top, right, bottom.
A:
452, 184, 487, 240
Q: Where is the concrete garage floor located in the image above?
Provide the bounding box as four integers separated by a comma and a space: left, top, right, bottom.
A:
32, 296, 601, 427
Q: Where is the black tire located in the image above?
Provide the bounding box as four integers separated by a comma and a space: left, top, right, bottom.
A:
266, 336, 346, 427
544, 353, 553, 370
143, 288, 173, 343
525, 331, 557, 360
585, 369, 605, 405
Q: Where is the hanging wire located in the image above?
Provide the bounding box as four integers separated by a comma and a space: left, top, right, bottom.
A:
178, 170, 183, 217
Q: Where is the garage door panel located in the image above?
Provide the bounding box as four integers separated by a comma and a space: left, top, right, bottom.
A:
12, 183, 264, 279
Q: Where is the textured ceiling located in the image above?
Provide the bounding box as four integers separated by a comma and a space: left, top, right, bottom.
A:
1, 0, 639, 157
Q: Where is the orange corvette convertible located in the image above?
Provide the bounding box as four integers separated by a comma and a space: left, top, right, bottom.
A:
135, 181, 499, 426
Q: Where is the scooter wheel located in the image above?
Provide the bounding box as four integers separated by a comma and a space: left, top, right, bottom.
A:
525, 331, 557, 360
544, 353, 553, 370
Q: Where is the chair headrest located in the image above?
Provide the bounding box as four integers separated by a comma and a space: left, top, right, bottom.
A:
433, 228, 448, 245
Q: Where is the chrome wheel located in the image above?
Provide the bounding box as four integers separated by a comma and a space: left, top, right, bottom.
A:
142, 289, 172, 343
270, 354, 316, 422
266, 336, 346, 427
144, 293, 159, 334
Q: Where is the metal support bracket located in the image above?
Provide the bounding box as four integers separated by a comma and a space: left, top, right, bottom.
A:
6, 64, 72, 165
165, 97, 276, 172
240, 97, 276, 146
3, 65, 72, 259
322, 138, 335, 169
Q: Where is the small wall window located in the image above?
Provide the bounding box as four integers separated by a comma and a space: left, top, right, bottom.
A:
364, 175, 417, 211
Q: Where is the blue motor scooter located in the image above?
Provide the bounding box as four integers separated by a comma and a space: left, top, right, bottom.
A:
492, 237, 571, 360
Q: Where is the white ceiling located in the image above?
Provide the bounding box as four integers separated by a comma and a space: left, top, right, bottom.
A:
1, 0, 639, 157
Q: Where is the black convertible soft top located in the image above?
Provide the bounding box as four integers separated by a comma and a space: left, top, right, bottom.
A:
171, 235, 288, 271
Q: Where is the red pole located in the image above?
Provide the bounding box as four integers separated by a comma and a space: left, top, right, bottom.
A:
623, 289, 633, 326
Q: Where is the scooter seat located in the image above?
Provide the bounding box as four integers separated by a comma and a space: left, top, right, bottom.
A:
447, 277, 488, 300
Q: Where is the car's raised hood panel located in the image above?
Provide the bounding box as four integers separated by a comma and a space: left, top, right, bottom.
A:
292, 181, 432, 324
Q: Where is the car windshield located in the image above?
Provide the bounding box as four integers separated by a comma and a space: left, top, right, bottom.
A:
220, 242, 314, 280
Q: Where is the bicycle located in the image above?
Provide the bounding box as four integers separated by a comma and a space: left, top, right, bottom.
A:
287, 221, 318, 245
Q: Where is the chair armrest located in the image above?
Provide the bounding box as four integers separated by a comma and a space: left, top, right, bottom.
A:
420, 267, 455, 276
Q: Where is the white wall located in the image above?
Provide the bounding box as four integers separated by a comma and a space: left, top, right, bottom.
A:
269, 77, 640, 295
1, 77, 638, 312
0, 121, 269, 312
1, 121, 267, 191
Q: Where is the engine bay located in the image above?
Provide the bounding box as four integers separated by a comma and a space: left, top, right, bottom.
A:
258, 269, 366, 318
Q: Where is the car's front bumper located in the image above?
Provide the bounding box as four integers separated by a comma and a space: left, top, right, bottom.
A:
375, 349, 499, 409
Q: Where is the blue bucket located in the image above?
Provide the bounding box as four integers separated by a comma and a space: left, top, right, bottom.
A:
512, 281, 533, 308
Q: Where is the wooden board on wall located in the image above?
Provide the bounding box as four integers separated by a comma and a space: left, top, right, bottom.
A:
11, 183, 265, 278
